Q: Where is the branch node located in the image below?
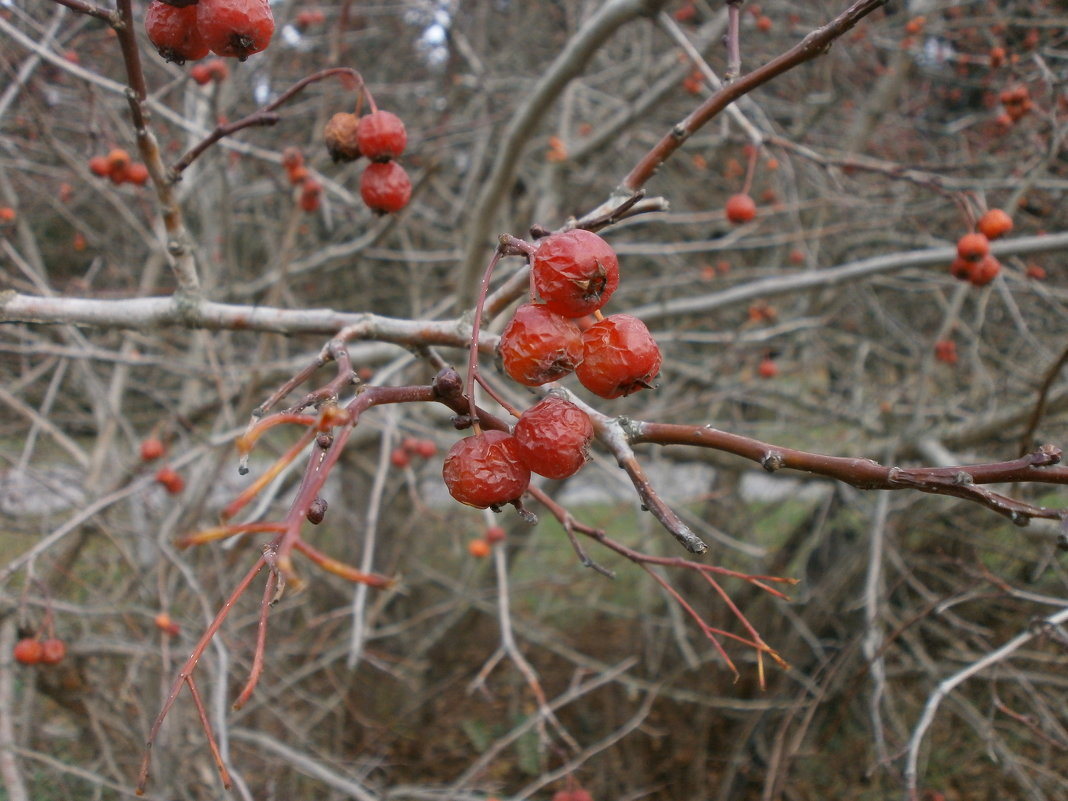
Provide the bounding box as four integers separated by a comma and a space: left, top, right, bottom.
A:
953, 471, 973, 486
761, 450, 785, 472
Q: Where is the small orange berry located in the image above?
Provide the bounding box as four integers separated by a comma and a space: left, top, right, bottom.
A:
467, 539, 491, 558
977, 209, 1013, 240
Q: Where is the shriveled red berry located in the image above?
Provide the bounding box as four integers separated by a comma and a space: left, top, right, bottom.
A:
360, 161, 412, 213
324, 112, 362, 162
39, 638, 66, 665
576, 314, 661, 399
956, 232, 990, 262
977, 209, 1013, 240
725, 193, 757, 224
969, 255, 1001, 286
498, 303, 584, 386
13, 638, 42, 665
145, 0, 209, 64
356, 111, 407, 162
442, 430, 530, 509
513, 396, 593, 480
196, 0, 274, 60
531, 230, 619, 318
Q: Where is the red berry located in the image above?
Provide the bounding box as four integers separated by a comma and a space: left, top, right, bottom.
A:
576, 314, 661, 399
360, 161, 412, 213
442, 430, 530, 509
956, 232, 990, 262
106, 148, 131, 176
725, 193, 757, 224
413, 439, 437, 459
485, 525, 506, 544
281, 147, 304, 171
13, 638, 42, 665
156, 466, 185, 494
0, 207, 14, 223
1025, 262, 1046, 280
977, 209, 1013, 240
949, 257, 974, 281
324, 112, 362, 163
154, 612, 181, 637
140, 437, 165, 461
757, 358, 778, 378
126, 163, 150, 186
498, 303, 584, 386
969, 255, 1001, 286
145, 0, 209, 64
356, 111, 408, 162
467, 539, 491, 558
88, 155, 110, 177
934, 339, 958, 364
196, 0, 274, 60
299, 178, 322, 213
295, 9, 325, 29
39, 638, 66, 665
513, 396, 593, 480
531, 230, 620, 318
390, 447, 410, 468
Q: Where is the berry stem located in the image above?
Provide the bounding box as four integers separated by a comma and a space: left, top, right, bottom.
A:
741, 142, 758, 196
465, 245, 508, 428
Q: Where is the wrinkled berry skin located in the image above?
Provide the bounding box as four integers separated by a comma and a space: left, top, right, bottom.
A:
324, 112, 361, 162
531, 230, 619, 318
360, 161, 412, 213
513, 396, 593, 480
498, 304, 583, 386
145, 0, 209, 64
356, 111, 407, 162
196, 0, 274, 60
442, 430, 530, 509
576, 314, 661, 399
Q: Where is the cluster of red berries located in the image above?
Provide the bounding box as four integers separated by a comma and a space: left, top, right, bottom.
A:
949, 209, 1013, 286
499, 229, 661, 398
442, 396, 596, 509
442, 229, 663, 510
145, 0, 274, 65
190, 57, 229, 85
278, 148, 323, 213
89, 148, 149, 186
13, 636, 67, 666
390, 436, 438, 468
323, 109, 412, 214
998, 85, 1032, 124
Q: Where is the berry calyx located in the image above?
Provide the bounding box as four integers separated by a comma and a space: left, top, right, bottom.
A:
39, 638, 66, 665
498, 303, 584, 386
725, 193, 757, 224
13, 638, 43, 665
576, 314, 661, 399
513, 396, 593, 480
145, 0, 209, 64
531, 229, 620, 318
356, 111, 408, 162
442, 430, 530, 509
196, 0, 274, 60
360, 161, 412, 214
323, 112, 362, 163
977, 209, 1013, 240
